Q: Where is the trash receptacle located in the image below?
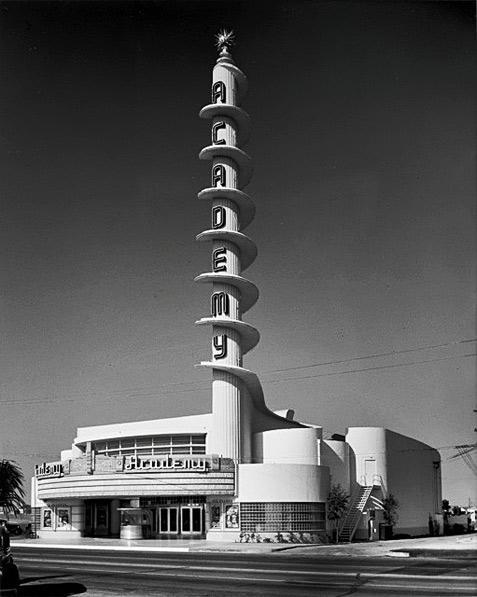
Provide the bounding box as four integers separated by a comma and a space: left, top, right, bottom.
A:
379, 523, 393, 540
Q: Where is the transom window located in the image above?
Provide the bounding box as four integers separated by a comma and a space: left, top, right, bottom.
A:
93, 435, 206, 457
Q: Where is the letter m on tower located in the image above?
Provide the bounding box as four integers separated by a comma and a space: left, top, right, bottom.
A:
211, 291, 230, 317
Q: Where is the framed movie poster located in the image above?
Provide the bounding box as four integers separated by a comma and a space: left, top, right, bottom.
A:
225, 504, 239, 529
42, 509, 52, 528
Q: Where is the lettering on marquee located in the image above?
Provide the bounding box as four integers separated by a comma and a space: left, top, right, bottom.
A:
35, 462, 64, 479
212, 121, 226, 145
213, 247, 227, 272
116, 455, 222, 473
212, 205, 226, 229
212, 164, 226, 188
212, 81, 226, 104
211, 291, 230, 316
213, 334, 228, 359
122, 455, 211, 473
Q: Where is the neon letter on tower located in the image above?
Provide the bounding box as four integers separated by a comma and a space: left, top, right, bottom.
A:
213, 334, 227, 359
212, 248, 227, 272
212, 122, 226, 145
212, 81, 226, 104
211, 292, 230, 316
212, 164, 226, 187
212, 206, 226, 229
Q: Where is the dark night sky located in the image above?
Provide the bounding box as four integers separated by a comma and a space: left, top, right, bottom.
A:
1, 1, 475, 505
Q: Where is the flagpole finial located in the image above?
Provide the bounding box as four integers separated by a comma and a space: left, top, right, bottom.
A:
215, 30, 235, 55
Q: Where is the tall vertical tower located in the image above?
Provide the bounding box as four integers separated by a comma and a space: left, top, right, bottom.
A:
195, 32, 259, 463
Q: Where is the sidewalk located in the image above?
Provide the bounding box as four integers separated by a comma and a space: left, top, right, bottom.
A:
12, 533, 477, 559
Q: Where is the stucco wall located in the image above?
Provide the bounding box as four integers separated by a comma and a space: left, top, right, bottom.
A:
346, 427, 388, 490
74, 413, 212, 446
385, 429, 441, 534
252, 427, 321, 465
322, 440, 351, 493
238, 463, 330, 502
346, 427, 441, 535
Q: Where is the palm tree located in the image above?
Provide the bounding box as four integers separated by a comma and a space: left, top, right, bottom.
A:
0, 460, 26, 515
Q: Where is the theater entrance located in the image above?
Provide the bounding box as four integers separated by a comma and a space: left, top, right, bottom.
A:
158, 505, 203, 536
159, 507, 179, 534
143, 497, 205, 537
180, 506, 202, 535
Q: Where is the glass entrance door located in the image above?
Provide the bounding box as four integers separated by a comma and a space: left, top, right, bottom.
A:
181, 507, 202, 534
159, 507, 178, 534
94, 504, 109, 536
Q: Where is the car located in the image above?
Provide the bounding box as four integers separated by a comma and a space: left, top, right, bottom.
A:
0, 558, 20, 595
4, 524, 23, 537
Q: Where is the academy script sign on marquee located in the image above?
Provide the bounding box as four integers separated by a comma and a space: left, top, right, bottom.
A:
35, 462, 69, 479
115, 454, 221, 474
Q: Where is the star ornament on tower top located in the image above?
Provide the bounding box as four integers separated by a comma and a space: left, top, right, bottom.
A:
215, 30, 235, 54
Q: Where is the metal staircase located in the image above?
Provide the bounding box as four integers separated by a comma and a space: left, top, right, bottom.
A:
338, 485, 373, 543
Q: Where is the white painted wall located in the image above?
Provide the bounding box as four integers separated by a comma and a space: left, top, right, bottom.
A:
238, 463, 330, 502
346, 427, 388, 490
74, 413, 212, 446
346, 427, 442, 535
385, 429, 441, 533
322, 440, 351, 494
252, 427, 320, 465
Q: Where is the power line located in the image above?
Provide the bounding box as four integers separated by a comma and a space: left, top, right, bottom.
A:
263, 353, 476, 385
0, 383, 211, 406
262, 338, 477, 375
0, 339, 474, 406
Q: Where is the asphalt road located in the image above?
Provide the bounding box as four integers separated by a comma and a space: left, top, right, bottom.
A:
11, 547, 477, 597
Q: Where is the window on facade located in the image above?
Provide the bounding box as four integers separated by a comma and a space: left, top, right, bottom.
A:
239, 502, 326, 533
92, 435, 206, 458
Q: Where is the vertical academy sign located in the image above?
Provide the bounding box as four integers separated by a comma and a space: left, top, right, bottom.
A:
194, 31, 259, 460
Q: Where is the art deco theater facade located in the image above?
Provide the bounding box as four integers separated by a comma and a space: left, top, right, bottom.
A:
32, 35, 441, 543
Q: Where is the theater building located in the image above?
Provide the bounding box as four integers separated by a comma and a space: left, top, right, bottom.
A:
32, 34, 441, 542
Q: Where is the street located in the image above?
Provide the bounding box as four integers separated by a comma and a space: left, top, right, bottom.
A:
11, 546, 477, 596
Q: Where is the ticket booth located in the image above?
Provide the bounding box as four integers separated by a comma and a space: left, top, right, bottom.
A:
118, 508, 152, 539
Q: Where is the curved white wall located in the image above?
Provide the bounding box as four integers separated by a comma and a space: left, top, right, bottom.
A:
253, 427, 320, 465
346, 427, 388, 489
238, 463, 330, 503
75, 413, 212, 446
322, 440, 351, 493
36, 471, 234, 500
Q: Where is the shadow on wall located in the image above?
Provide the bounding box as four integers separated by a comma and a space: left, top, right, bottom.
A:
19, 576, 86, 596
349, 447, 357, 493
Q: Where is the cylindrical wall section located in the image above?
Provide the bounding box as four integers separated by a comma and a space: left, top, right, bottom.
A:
253, 428, 320, 466
213, 63, 237, 106
322, 440, 351, 494
208, 370, 242, 460
238, 464, 330, 503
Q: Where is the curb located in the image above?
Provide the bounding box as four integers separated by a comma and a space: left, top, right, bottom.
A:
12, 542, 190, 553
392, 548, 476, 560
